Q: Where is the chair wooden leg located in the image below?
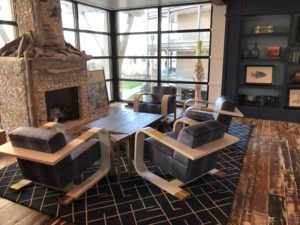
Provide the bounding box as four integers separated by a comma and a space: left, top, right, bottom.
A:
116, 143, 121, 184
134, 130, 191, 200
125, 139, 133, 175
60, 130, 111, 205
209, 168, 228, 179
10, 179, 32, 191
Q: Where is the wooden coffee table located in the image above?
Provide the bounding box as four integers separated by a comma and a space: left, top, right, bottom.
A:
85, 109, 163, 182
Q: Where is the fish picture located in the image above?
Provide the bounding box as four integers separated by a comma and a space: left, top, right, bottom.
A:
246, 66, 273, 84
251, 71, 266, 79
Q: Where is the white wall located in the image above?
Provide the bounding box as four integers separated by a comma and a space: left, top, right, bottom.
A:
208, 5, 226, 102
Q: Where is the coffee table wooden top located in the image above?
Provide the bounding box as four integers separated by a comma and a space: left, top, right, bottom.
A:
85, 109, 163, 142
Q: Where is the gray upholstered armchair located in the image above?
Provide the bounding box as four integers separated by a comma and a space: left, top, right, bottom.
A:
182, 96, 243, 131
134, 117, 239, 199
1, 122, 111, 205
133, 85, 177, 122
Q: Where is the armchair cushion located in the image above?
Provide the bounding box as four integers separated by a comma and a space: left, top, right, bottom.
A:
177, 120, 225, 148
184, 110, 214, 122
9, 127, 67, 153
138, 102, 162, 114
151, 86, 176, 103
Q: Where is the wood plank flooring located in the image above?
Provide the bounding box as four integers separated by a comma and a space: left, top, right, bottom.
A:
228, 118, 300, 225
0, 116, 299, 225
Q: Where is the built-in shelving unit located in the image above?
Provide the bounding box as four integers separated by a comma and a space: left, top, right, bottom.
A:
222, 0, 300, 122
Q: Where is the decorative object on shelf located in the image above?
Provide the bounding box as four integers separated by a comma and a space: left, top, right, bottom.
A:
241, 41, 251, 59
290, 71, 300, 83
256, 95, 279, 107
266, 46, 280, 58
250, 42, 260, 59
245, 65, 273, 84
289, 49, 300, 63
288, 88, 300, 108
253, 25, 274, 34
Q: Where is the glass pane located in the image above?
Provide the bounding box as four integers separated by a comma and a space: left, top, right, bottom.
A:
118, 34, 157, 56
118, 58, 157, 80
78, 4, 108, 32
117, 9, 158, 33
119, 81, 157, 101
106, 81, 113, 101
0, 0, 14, 21
0, 25, 16, 48
161, 4, 211, 31
80, 33, 110, 56
61, 0, 74, 28
63, 31, 76, 47
162, 83, 208, 100
161, 32, 210, 56
161, 58, 209, 82
87, 59, 112, 79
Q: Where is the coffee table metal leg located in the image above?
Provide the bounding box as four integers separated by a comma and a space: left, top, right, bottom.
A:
109, 138, 116, 176
116, 142, 121, 184
125, 139, 132, 175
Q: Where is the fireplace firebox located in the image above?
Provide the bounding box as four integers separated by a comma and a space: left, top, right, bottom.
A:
46, 87, 79, 122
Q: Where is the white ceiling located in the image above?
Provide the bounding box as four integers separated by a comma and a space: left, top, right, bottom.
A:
76, 0, 210, 10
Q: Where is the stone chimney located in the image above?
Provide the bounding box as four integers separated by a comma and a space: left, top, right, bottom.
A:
0, 0, 91, 132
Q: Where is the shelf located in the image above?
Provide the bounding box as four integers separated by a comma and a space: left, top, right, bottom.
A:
287, 82, 300, 87
243, 32, 289, 38
288, 62, 300, 66
239, 84, 282, 89
241, 58, 285, 63
290, 43, 300, 47
238, 105, 280, 109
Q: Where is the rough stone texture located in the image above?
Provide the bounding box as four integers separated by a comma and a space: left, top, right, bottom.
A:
15, 0, 65, 48
0, 58, 30, 132
29, 57, 90, 126
0, 0, 90, 132
15, 0, 35, 37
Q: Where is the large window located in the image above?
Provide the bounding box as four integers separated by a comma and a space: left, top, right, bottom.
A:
117, 4, 212, 101
0, 0, 17, 48
60, 1, 113, 101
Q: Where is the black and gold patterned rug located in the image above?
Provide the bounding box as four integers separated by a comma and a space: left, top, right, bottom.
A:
0, 122, 252, 225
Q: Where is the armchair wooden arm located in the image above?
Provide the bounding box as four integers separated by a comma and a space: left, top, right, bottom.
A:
182, 99, 213, 111
161, 94, 176, 122
173, 117, 199, 133
185, 106, 244, 118
133, 93, 152, 112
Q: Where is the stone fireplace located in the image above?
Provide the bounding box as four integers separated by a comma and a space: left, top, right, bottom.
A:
0, 0, 91, 132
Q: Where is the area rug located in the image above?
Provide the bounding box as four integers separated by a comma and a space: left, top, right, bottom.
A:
0, 122, 252, 225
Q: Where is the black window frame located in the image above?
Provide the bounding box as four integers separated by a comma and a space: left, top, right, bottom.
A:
115, 2, 213, 103
0, 0, 18, 48
61, 0, 114, 101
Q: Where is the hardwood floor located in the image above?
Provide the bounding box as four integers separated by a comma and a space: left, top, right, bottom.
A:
229, 118, 300, 225
0, 116, 299, 225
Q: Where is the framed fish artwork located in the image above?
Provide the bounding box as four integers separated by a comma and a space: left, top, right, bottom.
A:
245, 65, 273, 85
